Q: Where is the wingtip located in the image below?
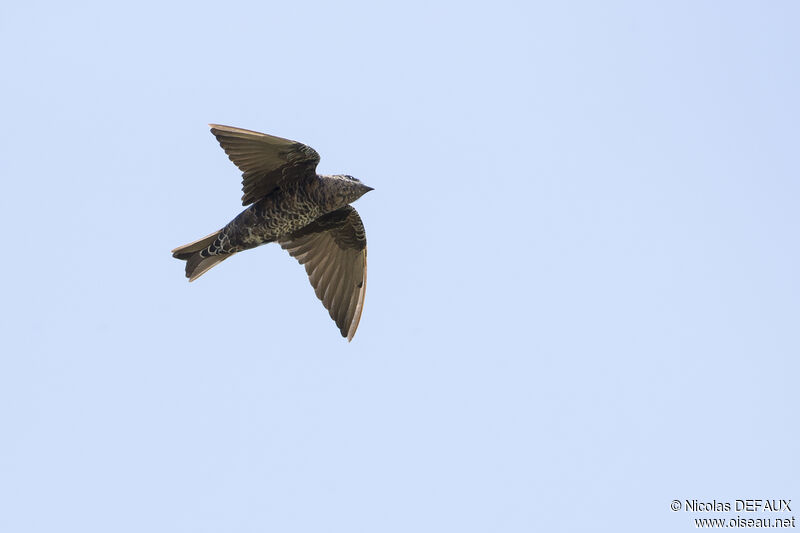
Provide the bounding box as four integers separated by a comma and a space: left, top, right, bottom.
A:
208, 124, 268, 137
208, 123, 235, 133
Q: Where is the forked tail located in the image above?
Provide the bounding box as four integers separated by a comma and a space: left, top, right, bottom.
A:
171, 230, 229, 281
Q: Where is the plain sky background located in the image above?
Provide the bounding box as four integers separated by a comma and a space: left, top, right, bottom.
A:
1, 1, 798, 531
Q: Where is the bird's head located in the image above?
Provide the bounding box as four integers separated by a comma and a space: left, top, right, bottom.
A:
331, 174, 374, 205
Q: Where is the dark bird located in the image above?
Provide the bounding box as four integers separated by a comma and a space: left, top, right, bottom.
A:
172, 125, 373, 341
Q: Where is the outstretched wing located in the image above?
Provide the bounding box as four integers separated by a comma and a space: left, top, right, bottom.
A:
279, 206, 367, 341
209, 124, 321, 205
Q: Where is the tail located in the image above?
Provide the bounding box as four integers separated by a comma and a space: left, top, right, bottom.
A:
171, 230, 230, 281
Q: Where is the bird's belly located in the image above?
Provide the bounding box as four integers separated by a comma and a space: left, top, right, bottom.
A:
223, 192, 324, 250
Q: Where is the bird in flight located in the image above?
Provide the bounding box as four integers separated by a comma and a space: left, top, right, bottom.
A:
172, 125, 373, 341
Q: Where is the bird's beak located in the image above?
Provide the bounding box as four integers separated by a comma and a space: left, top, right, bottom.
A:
364, 186, 374, 192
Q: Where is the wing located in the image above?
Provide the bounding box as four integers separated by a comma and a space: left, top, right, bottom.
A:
279, 206, 368, 341
209, 124, 321, 205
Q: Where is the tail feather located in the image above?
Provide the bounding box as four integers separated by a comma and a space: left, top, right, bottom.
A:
171, 231, 221, 259
172, 230, 230, 281
185, 254, 228, 281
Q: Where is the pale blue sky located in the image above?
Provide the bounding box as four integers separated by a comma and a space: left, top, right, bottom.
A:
1, 1, 798, 531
